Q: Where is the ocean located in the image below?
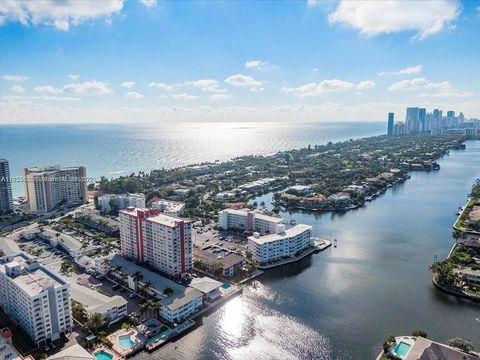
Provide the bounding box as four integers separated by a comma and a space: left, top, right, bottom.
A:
0, 121, 384, 196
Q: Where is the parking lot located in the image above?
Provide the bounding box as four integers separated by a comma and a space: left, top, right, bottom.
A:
192, 226, 249, 254
18, 237, 70, 266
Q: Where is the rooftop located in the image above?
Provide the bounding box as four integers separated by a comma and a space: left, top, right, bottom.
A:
189, 276, 222, 294
0, 237, 21, 256
69, 282, 127, 315
248, 224, 312, 245
1, 253, 67, 296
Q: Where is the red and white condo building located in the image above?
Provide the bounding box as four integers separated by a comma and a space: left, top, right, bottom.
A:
119, 207, 192, 279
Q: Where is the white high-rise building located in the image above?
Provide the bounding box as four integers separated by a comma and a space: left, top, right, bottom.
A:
0, 159, 14, 212
248, 224, 313, 264
119, 208, 192, 279
219, 209, 284, 234
24, 165, 87, 213
97, 193, 145, 213
0, 252, 72, 346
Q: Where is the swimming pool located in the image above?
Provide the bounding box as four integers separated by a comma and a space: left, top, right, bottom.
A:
393, 341, 412, 357
118, 334, 135, 349
94, 351, 113, 360
147, 330, 170, 345
221, 283, 231, 289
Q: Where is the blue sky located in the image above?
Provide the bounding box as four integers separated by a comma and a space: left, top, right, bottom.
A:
0, 0, 479, 124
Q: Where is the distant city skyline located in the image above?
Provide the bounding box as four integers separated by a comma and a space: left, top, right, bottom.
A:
0, 0, 479, 124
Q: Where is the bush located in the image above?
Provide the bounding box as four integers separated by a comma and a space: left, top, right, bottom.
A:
447, 337, 475, 353
411, 330, 427, 338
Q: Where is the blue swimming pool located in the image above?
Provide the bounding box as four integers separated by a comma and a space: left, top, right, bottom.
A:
118, 334, 135, 349
95, 351, 113, 360
393, 341, 412, 357
147, 330, 170, 345
221, 283, 231, 289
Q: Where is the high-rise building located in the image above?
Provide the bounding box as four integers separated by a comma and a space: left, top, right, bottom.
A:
405, 107, 420, 134
119, 207, 192, 279
0, 252, 73, 346
432, 109, 442, 130
24, 165, 87, 213
418, 108, 426, 132
0, 159, 14, 212
458, 112, 465, 125
387, 113, 394, 136
248, 224, 312, 265
447, 111, 456, 128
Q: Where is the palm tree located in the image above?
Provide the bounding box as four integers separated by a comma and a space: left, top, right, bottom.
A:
87, 313, 104, 334
149, 300, 161, 319
132, 271, 143, 283
139, 302, 149, 321
163, 287, 174, 296
143, 280, 153, 295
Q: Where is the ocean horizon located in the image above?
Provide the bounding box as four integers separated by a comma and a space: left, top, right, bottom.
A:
0, 121, 385, 196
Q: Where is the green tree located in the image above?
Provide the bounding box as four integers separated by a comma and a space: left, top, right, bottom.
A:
411, 330, 427, 338
446, 337, 475, 353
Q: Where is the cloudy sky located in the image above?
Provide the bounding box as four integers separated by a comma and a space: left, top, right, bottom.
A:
0, 0, 479, 124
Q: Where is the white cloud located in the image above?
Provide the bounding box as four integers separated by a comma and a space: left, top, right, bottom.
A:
311, 67, 320, 72
63, 81, 112, 95
388, 77, 450, 92
281, 79, 354, 97
10, 85, 26, 93
148, 82, 174, 91
379, 65, 423, 76
139, 0, 157, 8
172, 93, 199, 100
356, 80, 376, 90
0, 0, 124, 31
2, 95, 80, 101
389, 77, 473, 97
185, 79, 225, 92
249, 87, 264, 92
68, 74, 80, 80
209, 94, 230, 101
35, 85, 63, 94
3, 74, 29, 81
2, 99, 479, 124
225, 74, 263, 88
328, 0, 460, 40
125, 91, 143, 99
121, 81, 135, 89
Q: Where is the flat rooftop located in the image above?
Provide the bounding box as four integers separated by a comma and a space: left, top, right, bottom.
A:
248, 224, 312, 245
1, 253, 66, 296
69, 282, 126, 315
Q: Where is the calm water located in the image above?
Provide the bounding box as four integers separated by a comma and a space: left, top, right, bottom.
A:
134, 140, 480, 360
0, 122, 383, 196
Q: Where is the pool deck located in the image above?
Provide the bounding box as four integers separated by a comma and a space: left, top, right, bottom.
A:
257, 240, 332, 270
106, 329, 145, 358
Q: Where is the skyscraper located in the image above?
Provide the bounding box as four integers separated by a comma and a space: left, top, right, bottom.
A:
387, 113, 394, 136
0, 159, 14, 212
433, 109, 442, 130
405, 107, 420, 134
447, 111, 455, 127
419, 108, 426, 132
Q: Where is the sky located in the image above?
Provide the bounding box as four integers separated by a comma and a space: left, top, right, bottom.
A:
0, 0, 479, 124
